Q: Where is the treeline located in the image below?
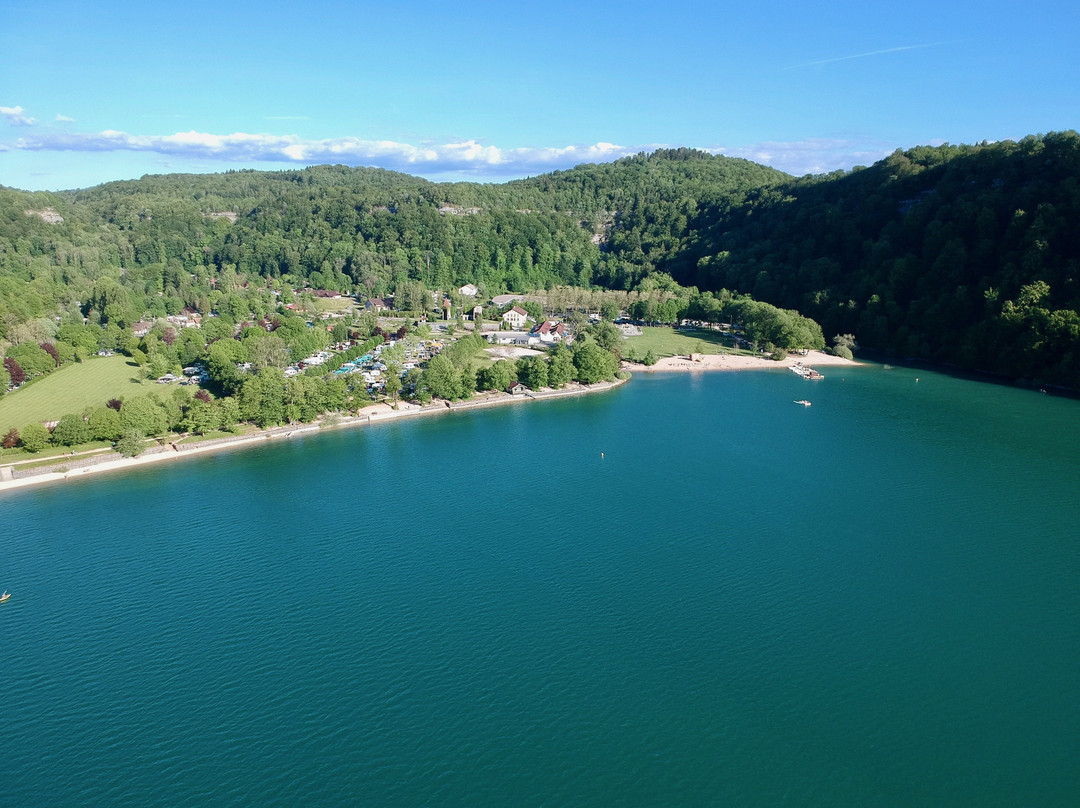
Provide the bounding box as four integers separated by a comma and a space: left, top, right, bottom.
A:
1, 324, 627, 457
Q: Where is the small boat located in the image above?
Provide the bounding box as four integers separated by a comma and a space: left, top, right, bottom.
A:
0, 591, 9, 603
794, 399, 812, 406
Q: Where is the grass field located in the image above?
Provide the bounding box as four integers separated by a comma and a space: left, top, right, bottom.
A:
0, 356, 156, 433
312, 297, 356, 314
622, 326, 750, 360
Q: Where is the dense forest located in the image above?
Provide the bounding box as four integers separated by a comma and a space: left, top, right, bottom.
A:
2, 132, 1079, 388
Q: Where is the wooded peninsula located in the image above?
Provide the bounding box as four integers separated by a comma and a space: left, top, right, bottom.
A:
1, 132, 1078, 461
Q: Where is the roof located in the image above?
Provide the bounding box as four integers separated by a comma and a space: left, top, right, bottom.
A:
508, 305, 528, 316
533, 320, 565, 335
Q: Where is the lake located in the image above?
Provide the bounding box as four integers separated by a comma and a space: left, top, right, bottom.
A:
2, 365, 1079, 806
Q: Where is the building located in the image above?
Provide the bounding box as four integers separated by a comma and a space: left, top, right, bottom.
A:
492, 294, 523, 307
502, 306, 529, 329
458, 284, 479, 298
532, 320, 566, 343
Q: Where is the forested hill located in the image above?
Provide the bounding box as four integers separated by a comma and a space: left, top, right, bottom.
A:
3, 135, 1080, 387
681, 132, 1080, 385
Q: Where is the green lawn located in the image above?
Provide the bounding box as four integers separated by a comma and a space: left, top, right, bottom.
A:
0, 355, 156, 433
622, 326, 750, 360
312, 296, 356, 314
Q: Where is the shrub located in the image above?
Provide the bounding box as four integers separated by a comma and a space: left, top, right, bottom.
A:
2, 428, 19, 449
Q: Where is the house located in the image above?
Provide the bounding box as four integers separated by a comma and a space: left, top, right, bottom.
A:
502, 306, 528, 329
167, 311, 202, 328
132, 321, 154, 337
532, 320, 566, 343
508, 382, 528, 395
471, 305, 484, 321
366, 297, 389, 312
459, 284, 479, 298
492, 294, 523, 307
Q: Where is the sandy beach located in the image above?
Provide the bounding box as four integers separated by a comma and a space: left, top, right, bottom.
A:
622, 349, 860, 373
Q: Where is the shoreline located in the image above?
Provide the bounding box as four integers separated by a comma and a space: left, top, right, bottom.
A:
0, 352, 858, 495
0, 378, 627, 496
621, 349, 861, 373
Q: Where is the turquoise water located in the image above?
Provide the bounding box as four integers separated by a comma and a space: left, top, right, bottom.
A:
2, 366, 1079, 806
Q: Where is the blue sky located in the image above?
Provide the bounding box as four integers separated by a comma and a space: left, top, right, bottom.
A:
2, 0, 1077, 190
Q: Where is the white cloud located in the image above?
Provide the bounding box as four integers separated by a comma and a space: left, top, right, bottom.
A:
1, 105, 36, 126
5, 126, 892, 180
10, 128, 645, 176
711, 138, 893, 176
55, 114, 75, 123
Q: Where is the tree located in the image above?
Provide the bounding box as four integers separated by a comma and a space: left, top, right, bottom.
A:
40, 342, 61, 367
517, 355, 549, 389
547, 343, 575, 388
478, 359, 517, 392
421, 353, 463, 400
120, 395, 169, 437
239, 367, 287, 427
247, 334, 290, 371
183, 397, 221, 435
401, 367, 430, 403
643, 349, 658, 366
587, 320, 622, 356
2, 428, 19, 449
383, 366, 402, 404
87, 406, 123, 441
218, 397, 241, 432
115, 429, 147, 457
600, 299, 621, 321
521, 300, 544, 321
51, 413, 93, 446
19, 423, 50, 453
7, 343, 53, 377
572, 341, 619, 383
4, 358, 24, 387
284, 375, 324, 422
831, 333, 856, 360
